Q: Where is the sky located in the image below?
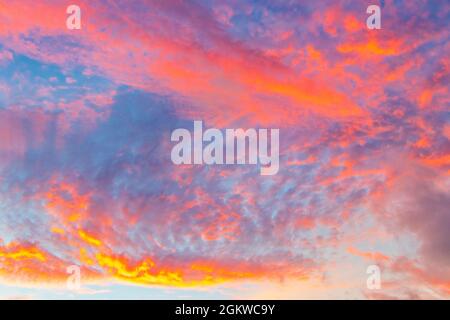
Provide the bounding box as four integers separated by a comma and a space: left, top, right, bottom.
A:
0, 0, 449, 299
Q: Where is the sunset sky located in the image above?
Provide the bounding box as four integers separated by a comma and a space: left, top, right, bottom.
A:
0, 0, 449, 299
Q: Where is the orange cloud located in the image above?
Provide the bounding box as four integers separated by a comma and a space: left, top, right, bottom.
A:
347, 246, 390, 263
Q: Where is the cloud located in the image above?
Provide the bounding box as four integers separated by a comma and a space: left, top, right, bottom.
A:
0, 0, 448, 298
